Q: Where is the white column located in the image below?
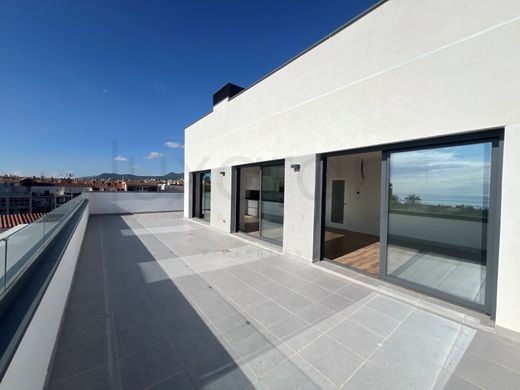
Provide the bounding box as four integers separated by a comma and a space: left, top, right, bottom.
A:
210, 167, 232, 232
495, 123, 520, 334
283, 154, 320, 261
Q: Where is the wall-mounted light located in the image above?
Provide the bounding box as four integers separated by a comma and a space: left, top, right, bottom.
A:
291, 164, 300, 172
220, 171, 226, 176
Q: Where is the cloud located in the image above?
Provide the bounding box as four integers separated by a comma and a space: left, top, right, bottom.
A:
114, 156, 128, 161
146, 152, 164, 160
165, 141, 184, 149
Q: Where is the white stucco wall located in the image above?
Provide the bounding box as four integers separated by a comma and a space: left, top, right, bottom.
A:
210, 167, 233, 232
89, 192, 184, 215
496, 125, 520, 335
185, 0, 520, 333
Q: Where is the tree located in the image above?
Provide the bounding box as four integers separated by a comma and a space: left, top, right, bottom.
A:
404, 193, 422, 209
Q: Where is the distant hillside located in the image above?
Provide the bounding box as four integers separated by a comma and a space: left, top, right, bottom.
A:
83, 172, 184, 180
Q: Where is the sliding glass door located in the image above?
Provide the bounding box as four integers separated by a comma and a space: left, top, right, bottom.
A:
236, 161, 285, 245
192, 171, 211, 222
201, 172, 211, 221
382, 137, 500, 312
260, 164, 284, 244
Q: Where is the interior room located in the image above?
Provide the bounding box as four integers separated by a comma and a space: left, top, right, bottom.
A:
323, 151, 382, 274
238, 166, 261, 236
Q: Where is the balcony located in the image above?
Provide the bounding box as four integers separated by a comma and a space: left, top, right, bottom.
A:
1, 194, 520, 390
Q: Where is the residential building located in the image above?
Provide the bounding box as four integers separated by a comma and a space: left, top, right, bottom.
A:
185, 0, 520, 336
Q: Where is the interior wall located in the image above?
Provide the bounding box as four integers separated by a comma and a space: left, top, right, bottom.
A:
325, 152, 381, 235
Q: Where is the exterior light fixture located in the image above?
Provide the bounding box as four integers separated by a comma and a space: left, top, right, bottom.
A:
291, 164, 300, 172
220, 171, 226, 176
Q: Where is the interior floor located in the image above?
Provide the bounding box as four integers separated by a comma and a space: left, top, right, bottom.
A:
324, 228, 380, 275
242, 215, 259, 233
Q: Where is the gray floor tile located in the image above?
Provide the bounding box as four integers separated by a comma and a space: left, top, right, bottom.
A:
336, 283, 372, 301
228, 287, 269, 309
293, 268, 323, 283
171, 326, 231, 368
47, 363, 114, 390
245, 345, 290, 377
399, 309, 460, 341
440, 373, 483, 390
366, 295, 413, 321
113, 301, 157, 332
246, 301, 292, 328
257, 358, 309, 390
295, 302, 334, 325
151, 293, 195, 315
58, 315, 108, 349
314, 275, 347, 292
343, 362, 412, 390
252, 280, 292, 298
368, 342, 444, 390
50, 335, 110, 382
268, 315, 309, 341
290, 354, 336, 390
115, 318, 169, 357
271, 290, 313, 313
466, 331, 520, 374
284, 326, 323, 353
232, 331, 276, 358
319, 293, 354, 312
213, 312, 260, 344
297, 283, 333, 301
146, 370, 195, 390
50, 214, 520, 390
227, 266, 270, 286
119, 342, 184, 390
327, 319, 384, 358
453, 351, 520, 389
191, 362, 253, 390
299, 335, 364, 385
348, 307, 401, 337
145, 279, 181, 300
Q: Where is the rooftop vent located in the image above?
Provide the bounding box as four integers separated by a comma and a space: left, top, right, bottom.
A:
213, 83, 244, 106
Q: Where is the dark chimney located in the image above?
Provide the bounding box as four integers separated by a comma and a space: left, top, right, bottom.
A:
213, 83, 244, 106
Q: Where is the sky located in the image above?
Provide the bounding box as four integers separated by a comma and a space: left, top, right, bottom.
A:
390, 142, 492, 206
0, 0, 379, 177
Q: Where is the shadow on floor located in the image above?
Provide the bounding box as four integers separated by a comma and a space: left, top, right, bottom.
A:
47, 214, 254, 390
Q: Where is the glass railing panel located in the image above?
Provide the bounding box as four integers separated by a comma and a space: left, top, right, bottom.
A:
5, 219, 46, 288
2, 194, 85, 290
0, 240, 5, 294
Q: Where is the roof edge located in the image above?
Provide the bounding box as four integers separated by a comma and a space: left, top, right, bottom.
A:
185, 0, 390, 130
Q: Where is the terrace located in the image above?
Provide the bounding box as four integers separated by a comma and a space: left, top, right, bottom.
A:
1, 194, 520, 389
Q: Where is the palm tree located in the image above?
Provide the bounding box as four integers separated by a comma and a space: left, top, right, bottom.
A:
404, 193, 422, 209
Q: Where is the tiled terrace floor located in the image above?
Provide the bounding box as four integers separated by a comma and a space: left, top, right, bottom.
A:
47, 213, 520, 390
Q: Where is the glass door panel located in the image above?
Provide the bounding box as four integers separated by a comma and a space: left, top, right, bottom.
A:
201, 172, 211, 221
260, 165, 284, 244
386, 142, 492, 306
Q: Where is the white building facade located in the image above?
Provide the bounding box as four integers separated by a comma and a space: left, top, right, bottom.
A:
185, 0, 520, 335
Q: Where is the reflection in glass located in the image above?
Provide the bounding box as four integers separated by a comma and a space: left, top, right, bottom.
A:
260, 165, 284, 244
201, 172, 211, 221
239, 167, 261, 236
386, 142, 491, 305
